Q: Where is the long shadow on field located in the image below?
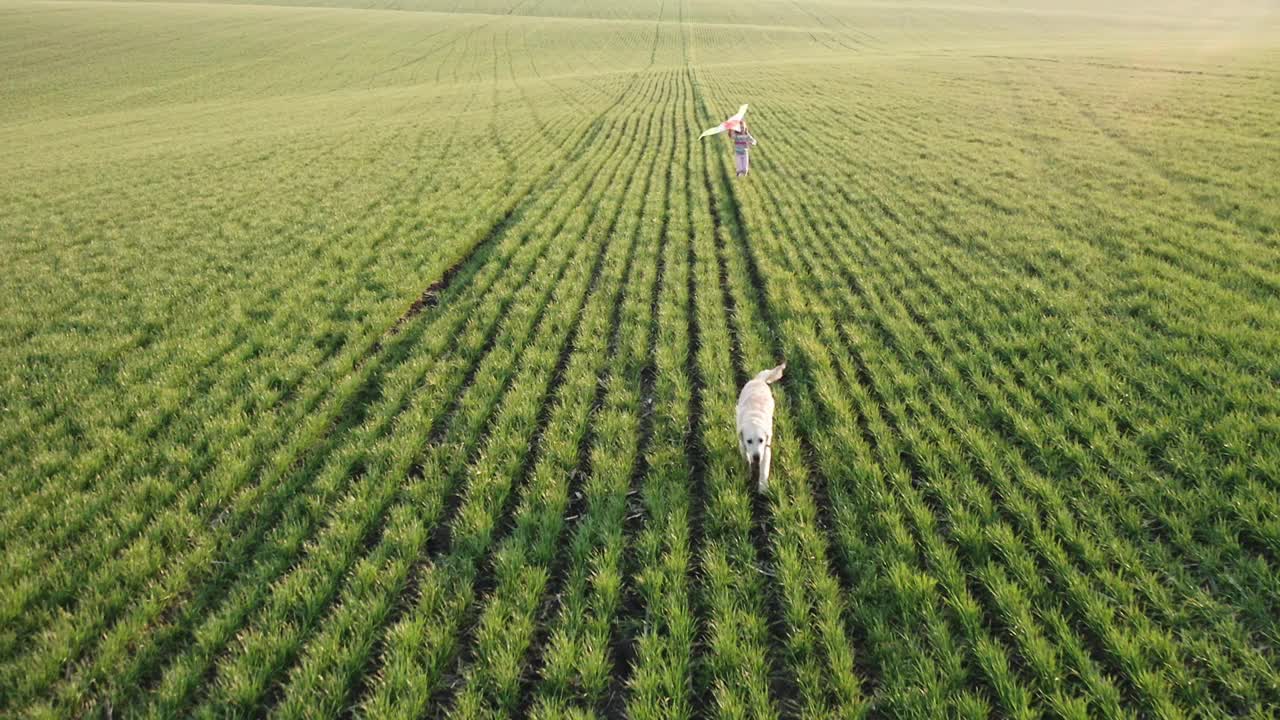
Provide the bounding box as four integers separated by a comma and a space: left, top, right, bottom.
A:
689, 70, 802, 716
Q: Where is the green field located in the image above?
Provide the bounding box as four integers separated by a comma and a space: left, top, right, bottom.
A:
2, 0, 1279, 717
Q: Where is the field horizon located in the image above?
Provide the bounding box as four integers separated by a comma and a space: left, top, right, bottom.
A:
2, 0, 1279, 717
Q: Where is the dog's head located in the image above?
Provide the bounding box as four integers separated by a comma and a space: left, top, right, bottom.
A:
739, 426, 771, 464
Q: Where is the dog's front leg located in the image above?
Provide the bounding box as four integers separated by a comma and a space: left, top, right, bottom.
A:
758, 445, 771, 493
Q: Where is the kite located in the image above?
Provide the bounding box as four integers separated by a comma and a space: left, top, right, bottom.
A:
698, 104, 749, 139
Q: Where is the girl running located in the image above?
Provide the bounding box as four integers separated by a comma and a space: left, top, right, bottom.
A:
730, 121, 757, 177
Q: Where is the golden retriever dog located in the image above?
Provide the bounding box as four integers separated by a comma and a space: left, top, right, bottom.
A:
736, 363, 785, 492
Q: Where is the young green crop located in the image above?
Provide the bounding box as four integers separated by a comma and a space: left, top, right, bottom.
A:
3, 0, 1278, 718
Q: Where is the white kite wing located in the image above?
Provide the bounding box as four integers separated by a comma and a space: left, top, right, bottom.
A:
698, 103, 749, 139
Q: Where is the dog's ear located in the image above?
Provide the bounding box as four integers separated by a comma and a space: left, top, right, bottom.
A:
763, 362, 786, 384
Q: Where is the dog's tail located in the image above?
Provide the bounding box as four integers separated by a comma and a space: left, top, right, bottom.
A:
759, 362, 786, 384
